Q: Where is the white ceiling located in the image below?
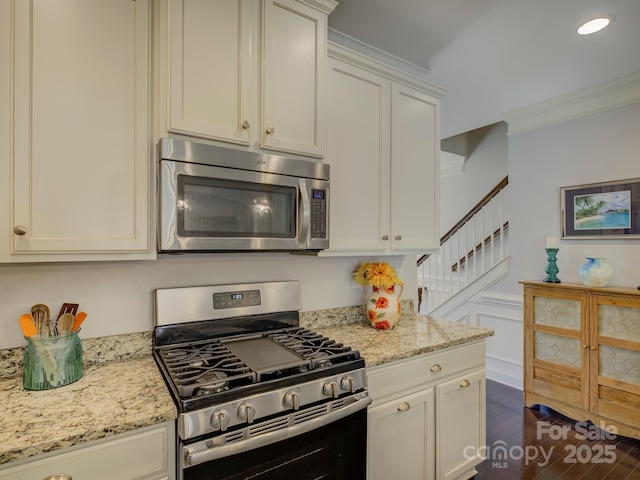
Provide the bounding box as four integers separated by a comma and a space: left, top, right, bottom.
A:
328, 0, 640, 139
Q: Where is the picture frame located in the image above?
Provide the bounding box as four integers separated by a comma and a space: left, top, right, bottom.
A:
561, 178, 640, 239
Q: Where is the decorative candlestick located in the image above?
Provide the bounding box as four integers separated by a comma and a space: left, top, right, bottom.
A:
543, 248, 561, 283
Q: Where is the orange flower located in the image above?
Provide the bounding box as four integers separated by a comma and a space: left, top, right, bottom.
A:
368, 310, 377, 321
374, 320, 391, 330
374, 297, 390, 310
352, 261, 403, 289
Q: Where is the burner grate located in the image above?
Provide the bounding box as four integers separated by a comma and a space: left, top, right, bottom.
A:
157, 340, 256, 397
266, 327, 357, 368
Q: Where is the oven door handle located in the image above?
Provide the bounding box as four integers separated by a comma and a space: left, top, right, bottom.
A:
183, 393, 371, 468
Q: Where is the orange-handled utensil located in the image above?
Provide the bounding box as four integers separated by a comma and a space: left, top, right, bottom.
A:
19, 313, 38, 337
72, 312, 87, 332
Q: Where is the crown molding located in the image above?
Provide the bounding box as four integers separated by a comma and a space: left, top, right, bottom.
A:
328, 39, 446, 99
502, 71, 640, 135
328, 29, 431, 79
297, 0, 338, 15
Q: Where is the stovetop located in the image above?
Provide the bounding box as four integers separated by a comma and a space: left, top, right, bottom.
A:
152, 281, 366, 417
154, 326, 362, 408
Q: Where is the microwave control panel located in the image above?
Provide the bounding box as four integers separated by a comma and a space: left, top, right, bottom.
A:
310, 189, 327, 239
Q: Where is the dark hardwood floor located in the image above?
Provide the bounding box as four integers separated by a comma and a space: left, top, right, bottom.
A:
473, 380, 640, 479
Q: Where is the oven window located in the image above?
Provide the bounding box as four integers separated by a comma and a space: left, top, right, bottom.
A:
177, 176, 297, 238
183, 409, 366, 480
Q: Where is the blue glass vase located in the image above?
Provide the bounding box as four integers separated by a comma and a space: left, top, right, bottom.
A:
578, 257, 613, 287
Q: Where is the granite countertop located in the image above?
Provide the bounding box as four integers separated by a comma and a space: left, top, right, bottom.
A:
0, 304, 493, 467
312, 312, 494, 367
0, 334, 177, 465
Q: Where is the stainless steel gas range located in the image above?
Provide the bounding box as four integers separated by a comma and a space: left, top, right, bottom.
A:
153, 281, 371, 480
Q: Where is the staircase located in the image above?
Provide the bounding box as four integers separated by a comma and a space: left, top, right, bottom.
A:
418, 176, 509, 318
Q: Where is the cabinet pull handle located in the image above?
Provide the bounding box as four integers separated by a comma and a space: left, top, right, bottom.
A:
241, 120, 250, 130
460, 379, 471, 388
397, 402, 411, 412
395, 235, 402, 241
13, 225, 27, 235
382, 235, 389, 241
43, 475, 72, 480
430, 364, 442, 372
266, 126, 275, 135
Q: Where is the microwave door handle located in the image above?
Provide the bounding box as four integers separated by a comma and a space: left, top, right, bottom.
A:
298, 179, 310, 248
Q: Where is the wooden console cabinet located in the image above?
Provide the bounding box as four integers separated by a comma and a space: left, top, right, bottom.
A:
522, 281, 640, 440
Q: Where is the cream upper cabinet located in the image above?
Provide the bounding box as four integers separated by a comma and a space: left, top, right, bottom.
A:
326, 57, 391, 252
1, 0, 152, 262
390, 83, 440, 251
167, 0, 252, 145
324, 44, 445, 255
165, 0, 335, 158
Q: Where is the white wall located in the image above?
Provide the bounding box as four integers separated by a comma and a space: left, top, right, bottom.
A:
0, 254, 417, 349
500, 101, 640, 295
440, 122, 508, 235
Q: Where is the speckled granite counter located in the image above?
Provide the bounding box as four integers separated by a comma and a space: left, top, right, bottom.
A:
310, 312, 494, 367
0, 333, 176, 465
0, 303, 492, 466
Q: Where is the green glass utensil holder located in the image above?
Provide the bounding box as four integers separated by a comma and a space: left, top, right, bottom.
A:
23, 330, 83, 390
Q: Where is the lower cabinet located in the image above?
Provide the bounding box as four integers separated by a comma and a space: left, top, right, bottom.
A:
367, 342, 486, 480
0, 422, 175, 480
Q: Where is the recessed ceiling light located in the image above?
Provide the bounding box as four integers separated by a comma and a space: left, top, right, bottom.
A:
577, 15, 614, 35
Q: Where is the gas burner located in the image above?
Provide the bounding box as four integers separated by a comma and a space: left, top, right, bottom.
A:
196, 371, 228, 393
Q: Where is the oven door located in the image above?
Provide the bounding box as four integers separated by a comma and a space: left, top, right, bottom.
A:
180, 394, 369, 480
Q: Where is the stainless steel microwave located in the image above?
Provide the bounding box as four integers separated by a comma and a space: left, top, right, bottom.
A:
158, 138, 329, 252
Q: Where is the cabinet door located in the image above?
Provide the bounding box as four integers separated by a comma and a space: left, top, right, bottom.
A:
390, 83, 440, 251
11, 0, 150, 255
524, 287, 589, 410
435, 369, 486, 480
0, 422, 174, 480
168, 0, 252, 145
368, 388, 435, 480
325, 57, 390, 253
261, 0, 327, 157
591, 294, 640, 427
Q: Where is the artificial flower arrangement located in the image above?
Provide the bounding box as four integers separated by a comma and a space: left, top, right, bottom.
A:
352, 262, 403, 330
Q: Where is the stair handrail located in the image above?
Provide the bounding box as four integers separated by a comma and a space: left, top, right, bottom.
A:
417, 175, 508, 267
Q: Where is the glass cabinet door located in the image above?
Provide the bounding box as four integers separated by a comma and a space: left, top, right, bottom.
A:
525, 288, 589, 410
591, 295, 640, 426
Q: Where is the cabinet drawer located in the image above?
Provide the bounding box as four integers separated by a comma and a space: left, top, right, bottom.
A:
0, 422, 173, 480
367, 342, 485, 404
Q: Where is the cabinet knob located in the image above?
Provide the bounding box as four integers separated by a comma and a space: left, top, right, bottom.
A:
430, 364, 442, 372
13, 225, 27, 235
397, 402, 411, 412
42, 476, 72, 480
266, 126, 275, 135
460, 379, 471, 388
241, 120, 250, 130
590, 346, 598, 351
395, 235, 402, 241
583, 344, 589, 349
382, 235, 389, 241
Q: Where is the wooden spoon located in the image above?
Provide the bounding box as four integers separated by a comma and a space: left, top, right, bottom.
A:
57, 313, 75, 335
72, 312, 87, 332
19, 313, 38, 337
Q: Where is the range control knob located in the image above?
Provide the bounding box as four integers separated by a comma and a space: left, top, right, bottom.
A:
322, 381, 339, 398
210, 409, 230, 432
283, 391, 300, 411
340, 376, 356, 393
238, 403, 256, 423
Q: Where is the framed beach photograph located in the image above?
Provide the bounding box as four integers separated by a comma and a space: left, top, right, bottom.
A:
561, 178, 640, 239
